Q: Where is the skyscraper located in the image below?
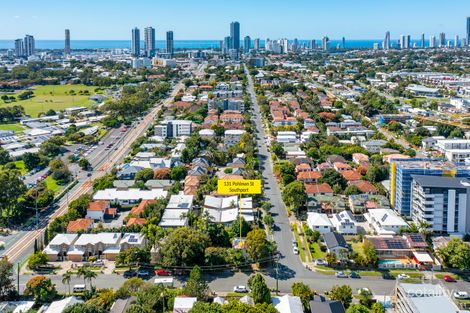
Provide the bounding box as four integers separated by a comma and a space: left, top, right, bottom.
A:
244, 36, 251, 53
292, 38, 299, 52
384, 31, 390, 50
342, 37, 346, 49
454, 35, 459, 48
322, 36, 329, 51
223, 36, 232, 54
14, 39, 23, 57
64, 29, 71, 55
23, 35, 35, 57
144, 27, 156, 57
399, 34, 405, 49
430, 35, 436, 48
467, 17, 470, 46
253, 38, 260, 50
230, 21, 240, 51
310, 39, 316, 50
420, 33, 425, 48
131, 27, 141, 57
166, 31, 174, 57
439, 32, 446, 47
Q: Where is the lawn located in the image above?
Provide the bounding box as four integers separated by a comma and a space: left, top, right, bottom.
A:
0, 85, 101, 117
44, 176, 61, 193
0, 123, 25, 133
311, 242, 326, 259
292, 226, 306, 262
0, 160, 27, 175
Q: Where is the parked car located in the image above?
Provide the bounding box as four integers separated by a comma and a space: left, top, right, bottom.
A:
397, 274, 410, 280
315, 259, 326, 266
233, 285, 248, 293
454, 291, 469, 299
382, 272, 394, 280
72, 284, 86, 293
292, 239, 297, 247
349, 271, 361, 279
293, 247, 299, 255
443, 275, 457, 282
336, 271, 348, 278
123, 270, 136, 278
155, 269, 170, 276
93, 260, 104, 267
137, 270, 150, 278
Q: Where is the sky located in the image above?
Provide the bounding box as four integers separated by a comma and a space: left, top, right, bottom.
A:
1, 0, 470, 40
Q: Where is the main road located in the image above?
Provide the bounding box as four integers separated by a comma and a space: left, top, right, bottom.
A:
1, 78, 186, 264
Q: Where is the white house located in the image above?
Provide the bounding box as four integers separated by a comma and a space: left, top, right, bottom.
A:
271, 295, 303, 313
329, 210, 357, 234
173, 297, 197, 313
93, 188, 168, 205
203, 195, 254, 224
224, 129, 246, 149
364, 208, 408, 235
159, 193, 194, 228
306, 212, 333, 234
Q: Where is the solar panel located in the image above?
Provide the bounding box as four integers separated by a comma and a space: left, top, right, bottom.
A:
409, 234, 424, 242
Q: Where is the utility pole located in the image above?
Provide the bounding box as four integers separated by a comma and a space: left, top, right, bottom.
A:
35, 187, 38, 229
275, 254, 279, 295
17, 262, 20, 293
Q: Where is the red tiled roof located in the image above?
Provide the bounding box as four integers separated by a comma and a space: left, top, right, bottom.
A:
87, 200, 109, 212
130, 200, 156, 216
297, 171, 321, 181
127, 217, 147, 227
304, 183, 333, 194
67, 218, 93, 233
350, 180, 378, 193
341, 170, 362, 182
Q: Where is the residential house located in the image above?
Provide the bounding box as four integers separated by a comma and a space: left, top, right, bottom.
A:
364, 208, 408, 235
309, 295, 345, 313
307, 212, 333, 234
224, 129, 246, 149
330, 211, 357, 234
349, 180, 378, 194
173, 297, 197, 313
67, 218, 94, 233
271, 295, 303, 313
321, 232, 349, 260
85, 200, 116, 222
297, 171, 321, 183
44, 234, 79, 261
159, 194, 194, 228
203, 195, 254, 225
93, 188, 168, 206
305, 183, 334, 197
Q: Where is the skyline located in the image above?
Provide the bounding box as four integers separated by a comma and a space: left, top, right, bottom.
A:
1, 0, 470, 40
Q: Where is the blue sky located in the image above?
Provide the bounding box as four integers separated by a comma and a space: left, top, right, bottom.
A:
1, 0, 470, 40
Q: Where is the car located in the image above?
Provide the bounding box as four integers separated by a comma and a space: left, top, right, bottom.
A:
349, 271, 361, 279
397, 274, 410, 280
293, 247, 299, 255
123, 270, 136, 278
357, 288, 371, 295
155, 269, 170, 276
382, 272, 394, 280
315, 259, 326, 266
137, 270, 150, 278
454, 291, 469, 299
233, 285, 248, 293
93, 260, 104, 267
336, 271, 348, 278
292, 239, 297, 247
443, 275, 457, 282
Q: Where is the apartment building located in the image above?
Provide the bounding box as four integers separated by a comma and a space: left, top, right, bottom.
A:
154, 120, 192, 138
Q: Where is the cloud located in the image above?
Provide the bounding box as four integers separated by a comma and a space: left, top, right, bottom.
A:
14, 15, 20, 19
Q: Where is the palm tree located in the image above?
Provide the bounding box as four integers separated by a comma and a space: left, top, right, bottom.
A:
140, 224, 165, 250
61, 271, 72, 295
84, 269, 98, 290
76, 266, 88, 288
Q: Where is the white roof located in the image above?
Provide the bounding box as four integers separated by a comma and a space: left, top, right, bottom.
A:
199, 129, 215, 136
159, 209, 188, 227
204, 195, 238, 209
47, 233, 79, 246
366, 209, 408, 227
93, 188, 167, 201
307, 212, 333, 228
44, 297, 82, 313
272, 295, 303, 313
167, 194, 194, 209
173, 297, 197, 310
120, 233, 145, 246
330, 210, 356, 226
224, 129, 246, 135
413, 251, 433, 263
74, 233, 121, 246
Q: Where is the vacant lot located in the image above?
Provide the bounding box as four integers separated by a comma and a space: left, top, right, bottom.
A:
0, 85, 101, 117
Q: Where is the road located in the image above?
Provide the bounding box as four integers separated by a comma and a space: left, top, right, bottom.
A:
1, 79, 185, 265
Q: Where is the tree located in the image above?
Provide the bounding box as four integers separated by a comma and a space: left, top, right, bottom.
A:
23, 152, 42, 171
248, 273, 271, 305
170, 165, 187, 181
357, 288, 373, 307
0, 257, 14, 300
189, 301, 222, 313
281, 181, 307, 214
78, 158, 91, 170
24, 276, 57, 303
326, 252, 337, 266
76, 267, 88, 288
320, 169, 347, 189
115, 277, 145, 298
140, 223, 165, 249
159, 227, 209, 266
371, 302, 386, 313
63, 303, 106, 313
49, 159, 71, 184
62, 271, 72, 295
436, 238, 470, 270
366, 165, 387, 183
40, 136, 66, 157
183, 265, 209, 300
330, 285, 353, 308
346, 304, 370, 313
292, 282, 314, 310
135, 168, 154, 182
271, 142, 285, 158
344, 185, 362, 196
0, 147, 11, 165
0, 169, 26, 225
363, 239, 378, 266
84, 268, 98, 289
28, 251, 48, 269
245, 228, 271, 261
116, 247, 150, 268
228, 217, 252, 238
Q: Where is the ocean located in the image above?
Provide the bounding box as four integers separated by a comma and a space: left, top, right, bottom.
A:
0, 39, 440, 50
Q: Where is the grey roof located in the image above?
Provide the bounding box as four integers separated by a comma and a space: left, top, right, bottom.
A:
145, 180, 174, 189
322, 232, 348, 249
309, 295, 345, 313
110, 297, 136, 313
412, 175, 470, 189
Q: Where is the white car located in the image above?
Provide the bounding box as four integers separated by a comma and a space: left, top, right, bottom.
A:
233, 285, 248, 293
454, 291, 469, 299
293, 247, 299, 255
315, 259, 326, 266
397, 274, 410, 280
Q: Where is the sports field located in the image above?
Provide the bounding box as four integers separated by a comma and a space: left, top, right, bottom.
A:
0, 85, 102, 117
